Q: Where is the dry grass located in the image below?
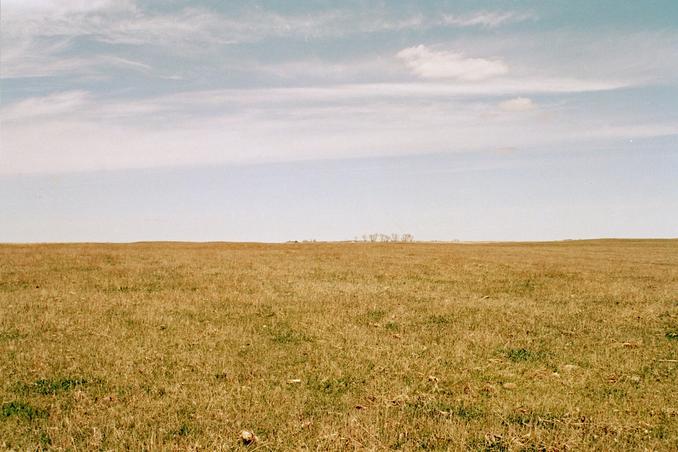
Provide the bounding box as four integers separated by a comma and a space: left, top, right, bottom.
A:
1, 240, 677, 450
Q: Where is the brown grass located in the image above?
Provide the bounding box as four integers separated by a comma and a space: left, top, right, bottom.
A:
1, 240, 677, 450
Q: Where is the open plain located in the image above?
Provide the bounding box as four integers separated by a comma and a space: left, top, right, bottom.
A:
1, 240, 677, 450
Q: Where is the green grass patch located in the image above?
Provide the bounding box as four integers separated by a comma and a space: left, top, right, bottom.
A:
268, 323, 313, 344
0, 329, 25, 341
14, 377, 89, 396
307, 375, 359, 396
2, 401, 48, 421
506, 411, 562, 429
504, 348, 545, 362
405, 398, 485, 421
34, 377, 88, 395
427, 314, 452, 325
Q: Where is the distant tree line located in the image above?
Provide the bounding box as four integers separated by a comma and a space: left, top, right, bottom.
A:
355, 233, 415, 243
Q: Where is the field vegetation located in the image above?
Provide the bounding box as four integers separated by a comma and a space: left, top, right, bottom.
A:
1, 240, 677, 450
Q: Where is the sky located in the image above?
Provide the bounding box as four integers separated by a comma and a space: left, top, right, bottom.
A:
1, 0, 677, 242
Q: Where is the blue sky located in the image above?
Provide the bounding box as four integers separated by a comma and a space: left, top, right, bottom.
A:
1, 0, 677, 241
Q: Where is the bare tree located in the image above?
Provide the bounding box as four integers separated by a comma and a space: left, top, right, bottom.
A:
359, 232, 414, 243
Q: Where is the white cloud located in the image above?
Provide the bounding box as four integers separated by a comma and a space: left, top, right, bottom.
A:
498, 97, 536, 112
396, 45, 508, 81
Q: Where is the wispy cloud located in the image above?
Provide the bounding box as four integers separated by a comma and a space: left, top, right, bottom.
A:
0, 1, 537, 80
0, 90, 91, 121
441, 11, 535, 28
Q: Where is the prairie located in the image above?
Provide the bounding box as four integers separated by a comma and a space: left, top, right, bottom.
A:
1, 240, 677, 450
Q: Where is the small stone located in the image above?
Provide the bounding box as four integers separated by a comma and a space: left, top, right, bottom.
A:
551, 372, 561, 378
287, 378, 302, 384
240, 430, 258, 445
428, 375, 438, 383
630, 375, 641, 383
502, 382, 517, 390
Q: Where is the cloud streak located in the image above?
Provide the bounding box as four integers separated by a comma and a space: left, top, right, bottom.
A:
2, 78, 673, 175
0, 76, 633, 125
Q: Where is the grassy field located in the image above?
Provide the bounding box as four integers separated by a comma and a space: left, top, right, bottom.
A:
1, 240, 677, 450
